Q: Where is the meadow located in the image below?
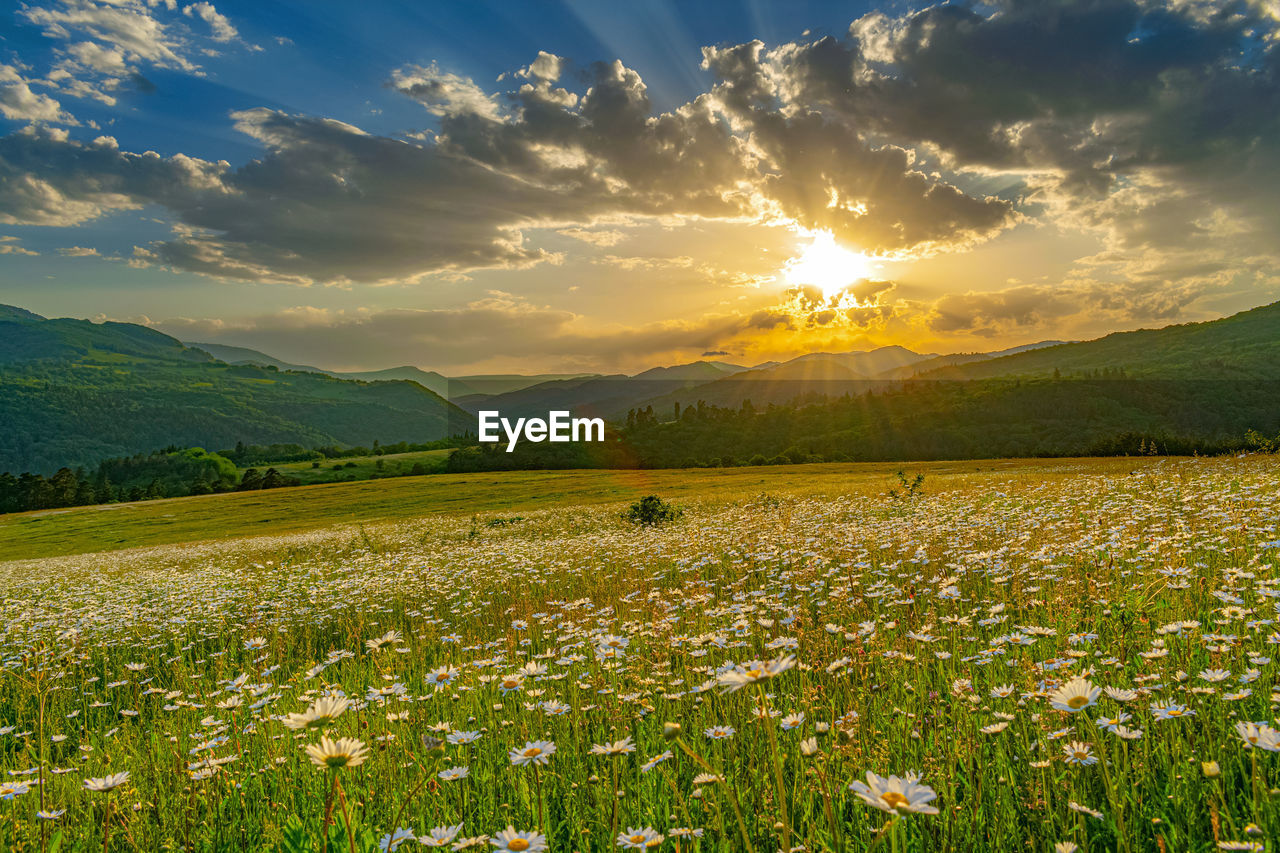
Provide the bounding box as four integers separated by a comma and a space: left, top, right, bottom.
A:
0, 455, 1278, 851
256, 449, 454, 486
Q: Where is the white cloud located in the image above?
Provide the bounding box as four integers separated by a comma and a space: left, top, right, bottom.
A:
0, 236, 39, 256
391, 63, 504, 120
0, 64, 75, 124
183, 2, 237, 43
13, 0, 253, 123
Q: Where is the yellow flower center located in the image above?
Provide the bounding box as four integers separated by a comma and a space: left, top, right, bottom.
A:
523, 747, 542, 757
1066, 696, 1088, 709
745, 669, 762, 679
629, 836, 646, 843
508, 840, 530, 852
881, 791, 910, 810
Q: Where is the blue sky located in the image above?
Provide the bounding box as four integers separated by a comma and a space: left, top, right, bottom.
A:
2, 0, 1277, 372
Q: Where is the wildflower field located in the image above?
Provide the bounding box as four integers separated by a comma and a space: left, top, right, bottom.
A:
1, 456, 1279, 852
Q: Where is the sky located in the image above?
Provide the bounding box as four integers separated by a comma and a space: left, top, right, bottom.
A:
1, 0, 1278, 373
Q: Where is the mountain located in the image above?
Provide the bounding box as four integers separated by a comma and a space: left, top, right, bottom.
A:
450, 361, 747, 420
2, 308, 465, 474
183, 343, 599, 399
186, 341, 329, 374
736, 359, 866, 382
617, 347, 925, 416
0, 304, 47, 322
782, 345, 934, 377
448, 373, 601, 396
919, 304, 1280, 379
630, 361, 748, 381
336, 366, 453, 397
2, 310, 213, 365
875, 341, 1069, 380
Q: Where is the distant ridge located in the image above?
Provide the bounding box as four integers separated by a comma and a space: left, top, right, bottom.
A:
918, 303, 1280, 379
187, 341, 329, 375
2, 311, 465, 473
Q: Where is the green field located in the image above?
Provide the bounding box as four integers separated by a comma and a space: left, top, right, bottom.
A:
6, 458, 1131, 562
256, 449, 455, 485
1, 456, 1279, 852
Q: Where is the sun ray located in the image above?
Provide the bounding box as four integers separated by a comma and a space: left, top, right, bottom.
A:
783, 229, 873, 299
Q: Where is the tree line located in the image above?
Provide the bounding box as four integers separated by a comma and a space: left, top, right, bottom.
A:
447, 379, 1280, 472
0, 447, 302, 515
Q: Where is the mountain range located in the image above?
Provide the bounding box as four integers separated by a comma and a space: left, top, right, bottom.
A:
2, 299, 1279, 473
0, 306, 465, 474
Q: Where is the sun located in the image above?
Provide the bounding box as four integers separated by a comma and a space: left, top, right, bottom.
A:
783, 229, 873, 299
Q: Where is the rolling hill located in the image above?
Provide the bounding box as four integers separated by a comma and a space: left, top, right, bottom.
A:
183, 341, 598, 399
919, 303, 1280, 379
1, 307, 466, 474
186, 342, 330, 375
450, 361, 748, 419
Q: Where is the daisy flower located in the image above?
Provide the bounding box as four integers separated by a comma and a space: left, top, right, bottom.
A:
490, 826, 547, 852
1049, 677, 1100, 713
616, 827, 664, 849
848, 771, 939, 815
1061, 741, 1096, 766
590, 737, 636, 756
305, 736, 368, 770
509, 740, 556, 767
83, 771, 130, 792
418, 824, 463, 848
282, 695, 351, 731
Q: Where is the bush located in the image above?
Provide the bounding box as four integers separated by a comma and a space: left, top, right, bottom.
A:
622, 495, 684, 526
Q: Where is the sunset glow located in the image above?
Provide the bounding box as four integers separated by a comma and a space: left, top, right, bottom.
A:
0, 1, 1275, 372
784, 230, 876, 300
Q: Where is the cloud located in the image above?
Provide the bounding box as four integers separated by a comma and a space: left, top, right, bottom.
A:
0, 41, 1017, 285
14, 0, 252, 120
0, 127, 227, 227
0, 64, 76, 124
183, 2, 238, 43
927, 285, 1081, 337
556, 227, 626, 247
57, 245, 99, 256
1, 0, 1276, 335
391, 63, 504, 120
0, 236, 39, 256
153, 295, 792, 372
760, 1, 1280, 265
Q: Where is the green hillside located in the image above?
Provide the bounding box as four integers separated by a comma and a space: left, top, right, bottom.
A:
0, 307, 465, 474
922, 301, 1280, 379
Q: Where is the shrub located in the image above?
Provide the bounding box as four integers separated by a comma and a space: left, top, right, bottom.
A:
622, 495, 684, 526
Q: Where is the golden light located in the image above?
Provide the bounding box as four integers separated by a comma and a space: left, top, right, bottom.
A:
783, 229, 874, 299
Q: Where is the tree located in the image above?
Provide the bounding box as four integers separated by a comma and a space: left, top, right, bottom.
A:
48, 467, 79, 507
261, 468, 299, 489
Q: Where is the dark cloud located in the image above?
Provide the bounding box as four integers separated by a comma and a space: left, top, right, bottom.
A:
760, 0, 1280, 250
155, 296, 795, 371
928, 285, 1080, 336
0, 128, 226, 227
0, 36, 1020, 284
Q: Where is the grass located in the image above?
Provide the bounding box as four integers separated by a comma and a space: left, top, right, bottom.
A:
4, 457, 1139, 562
253, 449, 454, 486
1, 455, 1278, 853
